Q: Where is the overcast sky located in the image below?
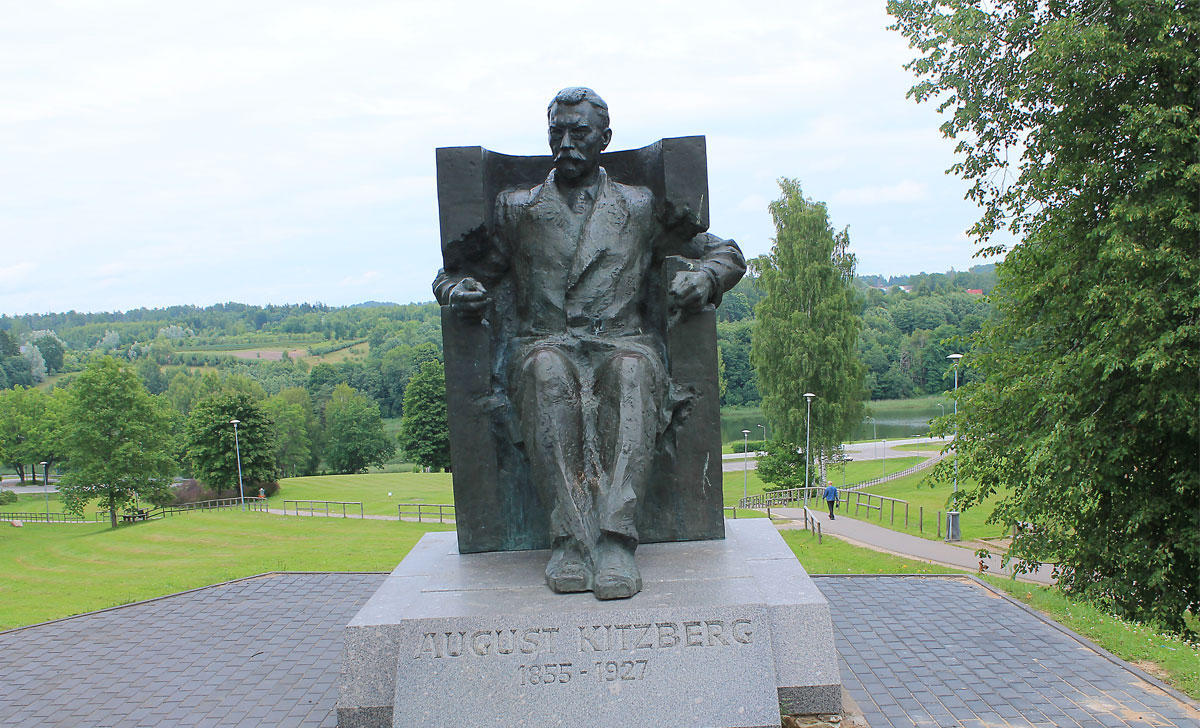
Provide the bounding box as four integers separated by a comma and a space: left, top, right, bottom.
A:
0, 1, 1006, 317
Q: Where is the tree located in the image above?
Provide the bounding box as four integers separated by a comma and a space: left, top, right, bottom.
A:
324, 384, 395, 474
136, 358, 169, 395
275, 386, 322, 474
0, 330, 18, 358
58, 357, 177, 528
185, 392, 277, 498
751, 179, 867, 485
890, 0, 1199, 632
22, 345, 46, 383
396, 360, 450, 472
33, 336, 65, 373
0, 386, 47, 482
263, 392, 313, 478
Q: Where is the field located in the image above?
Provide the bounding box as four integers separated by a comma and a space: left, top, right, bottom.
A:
173, 338, 369, 365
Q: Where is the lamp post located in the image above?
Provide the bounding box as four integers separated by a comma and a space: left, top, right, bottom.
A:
945, 354, 963, 541
230, 419, 246, 511
803, 393, 815, 508
742, 429, 751, 501
40, 461, 49, 520
757, 423, 767, 446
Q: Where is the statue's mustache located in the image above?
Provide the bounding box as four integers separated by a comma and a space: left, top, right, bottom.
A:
555, 150, 587, 162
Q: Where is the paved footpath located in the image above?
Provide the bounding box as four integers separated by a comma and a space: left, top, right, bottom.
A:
776, 506, 1056, 585
2, 573, 1196, 727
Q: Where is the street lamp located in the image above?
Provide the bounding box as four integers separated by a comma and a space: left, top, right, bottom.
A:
741, 429, 751, 501
230, 419, 246, 511
945, 353, 963, 541
40, 461, 49, 520
803, 393, 815, 508
757, 423, 767, 446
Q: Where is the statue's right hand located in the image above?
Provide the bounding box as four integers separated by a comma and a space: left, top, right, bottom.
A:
450, 277, 489, 320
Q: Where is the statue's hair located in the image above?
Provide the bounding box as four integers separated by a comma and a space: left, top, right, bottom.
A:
547, 87, 609, 129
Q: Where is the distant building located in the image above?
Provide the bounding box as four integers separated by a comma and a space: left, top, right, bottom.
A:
966, 289, 984, 295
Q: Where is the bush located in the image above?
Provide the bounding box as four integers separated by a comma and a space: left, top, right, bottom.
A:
0, 490, 17, 506
731, 440, 767, 453
169, 478, 278, 504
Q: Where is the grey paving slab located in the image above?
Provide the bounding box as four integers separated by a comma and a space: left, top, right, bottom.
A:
0, 573, 379, 728
2, 572, 1197, 727
813, 576, 1200, 728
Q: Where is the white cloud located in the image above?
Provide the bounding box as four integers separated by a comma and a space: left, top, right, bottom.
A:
0, 0, 983, 314
833, 180, 930, 205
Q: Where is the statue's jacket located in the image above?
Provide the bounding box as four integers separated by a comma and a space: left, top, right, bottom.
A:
434, 167, 745, 438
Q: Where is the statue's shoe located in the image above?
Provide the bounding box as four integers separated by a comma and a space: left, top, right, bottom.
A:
545, 541, 591, 593
593, 541, 642, 600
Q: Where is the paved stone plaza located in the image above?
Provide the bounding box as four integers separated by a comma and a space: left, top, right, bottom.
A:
1, 573, 1195, 727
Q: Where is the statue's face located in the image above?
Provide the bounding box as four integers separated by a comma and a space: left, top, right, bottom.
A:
548, 102, 611, 184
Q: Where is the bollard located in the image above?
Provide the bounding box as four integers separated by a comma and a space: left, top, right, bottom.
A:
905, 502, 910, 528
766, 506, 771, 520
937, 511, 942, 538
920, 506, 924, 532
890, 500, 895, 525
817, 521, 822, 544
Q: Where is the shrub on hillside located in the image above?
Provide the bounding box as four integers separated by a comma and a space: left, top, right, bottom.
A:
731, 440, 767, 453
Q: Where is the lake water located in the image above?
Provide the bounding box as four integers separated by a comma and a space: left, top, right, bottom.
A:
721, 399, 951, 443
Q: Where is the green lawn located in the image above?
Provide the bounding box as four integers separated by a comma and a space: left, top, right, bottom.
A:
780, 528, 960, 575
0, 511, 452, 631
270, 472, 454, 516
832, 464, 1009, 542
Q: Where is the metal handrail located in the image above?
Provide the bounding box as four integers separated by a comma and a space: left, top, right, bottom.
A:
397, 503, 455, 523
0, 511, 88, 523
737, 450, 948, 510
283, 500, 364, 518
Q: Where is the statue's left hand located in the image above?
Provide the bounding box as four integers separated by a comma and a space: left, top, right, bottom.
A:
669, 270, 714, 313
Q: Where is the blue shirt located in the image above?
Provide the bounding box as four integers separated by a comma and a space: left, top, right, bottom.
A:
823, 485, 838, 501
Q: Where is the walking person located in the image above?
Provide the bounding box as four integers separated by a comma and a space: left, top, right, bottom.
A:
823, 480, 839, 520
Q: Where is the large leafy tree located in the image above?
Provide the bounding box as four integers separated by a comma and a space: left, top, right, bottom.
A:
324, 384, 395, 474
262, 391, 313, 478
890, 0, 1199, 631
396, 360, 450, 472
751, 179, 866, 487
0, 386, 48, 483
58, 357, 177, 528
185, 392, 277, 498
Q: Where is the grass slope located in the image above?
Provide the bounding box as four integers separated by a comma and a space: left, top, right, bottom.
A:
834, 466, 1009, 542
270, 472, 453, 515
0, 512, 451, 631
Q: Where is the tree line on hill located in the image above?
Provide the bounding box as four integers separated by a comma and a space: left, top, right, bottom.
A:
715, 264, 996, 405
0, 352, 454, 523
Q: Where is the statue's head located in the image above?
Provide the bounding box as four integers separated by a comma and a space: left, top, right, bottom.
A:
547, 87, 612, 185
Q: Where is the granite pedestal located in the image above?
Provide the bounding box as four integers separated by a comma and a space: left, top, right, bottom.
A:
337, 519, 841, 728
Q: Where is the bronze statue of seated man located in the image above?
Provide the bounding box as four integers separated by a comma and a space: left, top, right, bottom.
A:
434, 87, 744, 599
